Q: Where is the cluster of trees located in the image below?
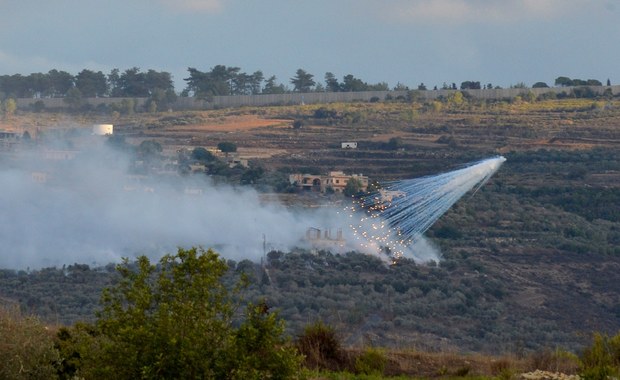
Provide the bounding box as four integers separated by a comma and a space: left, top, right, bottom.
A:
0, 65, 394, 103
0, 68, 176, 100
286, 70, 389, 93
460, 81, 482, 90
446, 78, 610, 91
1, 66, 614, 105
119, 137, 284, 190
0, 67, 179, 113
182, 66, 391, 99
320, 72, 389, 92
554, 76, 607, 87
441, 77, 611, 91
182, 65, 271, 99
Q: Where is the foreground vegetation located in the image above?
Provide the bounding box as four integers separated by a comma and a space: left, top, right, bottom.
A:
2, 248, 302, 379
3, 247, 620, 379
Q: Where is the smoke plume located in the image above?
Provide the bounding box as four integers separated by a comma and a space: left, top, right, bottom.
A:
0, 139, 346, 269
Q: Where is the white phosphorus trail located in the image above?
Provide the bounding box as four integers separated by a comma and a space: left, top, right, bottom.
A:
0, 141, 504, 269
349, 156, 506, 263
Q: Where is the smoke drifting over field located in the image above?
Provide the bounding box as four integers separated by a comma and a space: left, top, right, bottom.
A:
0, 143, 347, 269
0, 133, 502, 269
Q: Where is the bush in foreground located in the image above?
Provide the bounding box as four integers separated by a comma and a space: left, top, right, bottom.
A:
0, 305, 59, 380
579, 332, 620, 380
355, 347, 387, 375
58, 247, 303, 379
296, 321, 346, 371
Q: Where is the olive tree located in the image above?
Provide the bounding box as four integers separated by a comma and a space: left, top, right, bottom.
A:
2, 98, 17, 117
96, 248, 236, 378
344, 177, 364, 197
71, 247, 302, 379
191, 146, 216, 162
217, 141, 237, 153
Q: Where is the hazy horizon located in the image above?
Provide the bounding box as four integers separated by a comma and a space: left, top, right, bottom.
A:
1, 1, 618, 91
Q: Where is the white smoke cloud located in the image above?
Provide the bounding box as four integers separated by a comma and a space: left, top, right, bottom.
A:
0, 139, 353, 269
1, 129, 469, 269
404, 235, 442, 263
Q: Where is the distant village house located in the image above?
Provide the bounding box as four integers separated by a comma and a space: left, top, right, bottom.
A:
305, 227, 345, 250
289, 171, 368, 193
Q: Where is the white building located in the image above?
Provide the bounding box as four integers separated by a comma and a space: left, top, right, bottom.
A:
92, 124, 113, 136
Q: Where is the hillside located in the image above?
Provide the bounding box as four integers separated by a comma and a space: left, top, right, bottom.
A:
0, 96, 619, 353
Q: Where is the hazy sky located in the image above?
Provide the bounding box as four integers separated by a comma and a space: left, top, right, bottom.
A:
0, 0, 618, 91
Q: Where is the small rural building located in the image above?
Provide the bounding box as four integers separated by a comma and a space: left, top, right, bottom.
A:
289, 171, 368, 193
0, 130, 19, 150
341, 142, 357, 149
323, 171, 368, 193
92, 124, 113, 136
0, 131, 17, 140
289, 173, 322, 191
305, 227, 345, 250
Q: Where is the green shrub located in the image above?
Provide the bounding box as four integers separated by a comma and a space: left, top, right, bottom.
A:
296, 321, 345, 370
527, 348, 579, 374
0, 305, 59, 380
579, 332, 620, 380
54, 322, 106, 379
60, 247, 301, 379
355, 347, 387, 375
218, 141, 237, 153
490, 357, 515, 380
226, 300, 303, 380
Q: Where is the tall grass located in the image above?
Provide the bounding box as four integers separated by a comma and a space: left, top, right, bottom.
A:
0, 304, 59, 380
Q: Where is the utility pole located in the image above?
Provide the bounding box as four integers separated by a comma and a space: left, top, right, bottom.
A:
262, 233, 266, 267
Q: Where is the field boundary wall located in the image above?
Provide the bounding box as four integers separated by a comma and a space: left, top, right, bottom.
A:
14, 85, 620, 111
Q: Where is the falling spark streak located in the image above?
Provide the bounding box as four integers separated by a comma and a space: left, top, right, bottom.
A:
347, 156, 506, 263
